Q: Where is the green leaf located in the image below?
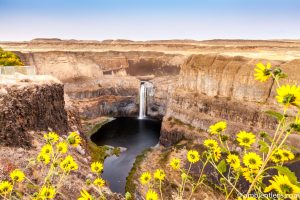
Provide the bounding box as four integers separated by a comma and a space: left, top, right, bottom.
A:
217, 159, 227, 174
278, 73, 288, 79
220, 147, 228, 153
258, 140, 269, 153
273, 166, 298, 185
265, 110, 284, 121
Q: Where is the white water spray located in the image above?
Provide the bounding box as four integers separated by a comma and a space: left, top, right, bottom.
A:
139, 82, 146, 119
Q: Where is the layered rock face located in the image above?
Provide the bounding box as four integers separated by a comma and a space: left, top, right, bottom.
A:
160, 54, 300, 146
146, 76, 178, 119
64, 76, 140, 120
0, 75, 71, 147
16, 51, 183, 82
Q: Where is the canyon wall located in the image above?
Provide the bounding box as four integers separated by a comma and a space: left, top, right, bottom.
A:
16, 51, 183, 82
64, 76, 140, 120
0, 75, 75, 147
160, 54, 300, 146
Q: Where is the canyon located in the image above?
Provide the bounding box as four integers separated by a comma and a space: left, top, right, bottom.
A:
2, 39, 300, 144
1, 39, 300, 199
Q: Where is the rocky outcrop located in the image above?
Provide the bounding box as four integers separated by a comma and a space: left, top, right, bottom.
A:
160, 54, 300, 146
0, 75, 69, 147
0, 74, 123, 199
64, 76, 140, 120
146, 76, 178, 119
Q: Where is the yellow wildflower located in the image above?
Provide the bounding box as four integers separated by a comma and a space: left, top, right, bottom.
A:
276, 84, 300, 107
254, 62, 272, 82
281, 149, 295, 161
78, 189, 92, 200
44, 132, 59, 143
236, 131, 256, 147
93, 178, 105, 187
213, 147, 221, 162
154, 169, 165, 181
37, 153, 51, 165
91, 162, 103, 174
243, 152, 262, 169
170, 158, 181, 170
39, 185, 56, 199
271, 149, 284, 163
60, 155, 78, 172
0, 181, 13, 196
242, 168, 261, 183
265, 174, 300, 196
226, 154, 240, 170
203, 139, 218, 149
10, 169, 25, 182
140, 172, 151, 185
146, 189, 158, 200
41, 144, 53, 155
56, 142, 68, 154
67, 132, 81, 147
187, 150, 200, 163
208, 121, 227, 135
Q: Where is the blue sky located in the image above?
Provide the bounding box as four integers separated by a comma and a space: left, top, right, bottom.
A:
0, 0, 299, 41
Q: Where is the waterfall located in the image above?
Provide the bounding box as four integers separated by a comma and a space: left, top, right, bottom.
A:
139, 82, 146, 119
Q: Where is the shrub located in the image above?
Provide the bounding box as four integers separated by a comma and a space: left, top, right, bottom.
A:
0, 48, 24, 66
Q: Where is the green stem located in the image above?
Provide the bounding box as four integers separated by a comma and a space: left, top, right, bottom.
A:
187, 158, 209, 200
180, 163, 192, 199
246, 111, 287, 195
271, 74, 280, 88
159, 180, 163, 200
210, 161, 243, 196
226, 173, 240, 200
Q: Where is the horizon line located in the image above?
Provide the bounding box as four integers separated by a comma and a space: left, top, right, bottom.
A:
1, 37, 300, 43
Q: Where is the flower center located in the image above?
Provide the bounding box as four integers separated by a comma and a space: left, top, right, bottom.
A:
263, 69, 271, 76
282, 152, 289, 158
242, 138, 250, 143
274, 154, 282, 160
279, 184, 293, 194
45, 191, 51, 197
249, 158, 257, 165
216, 128, 223, 132
283, 94, 296, 104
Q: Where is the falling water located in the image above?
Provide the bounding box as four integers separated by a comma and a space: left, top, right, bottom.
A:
139, 82, 146, 119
